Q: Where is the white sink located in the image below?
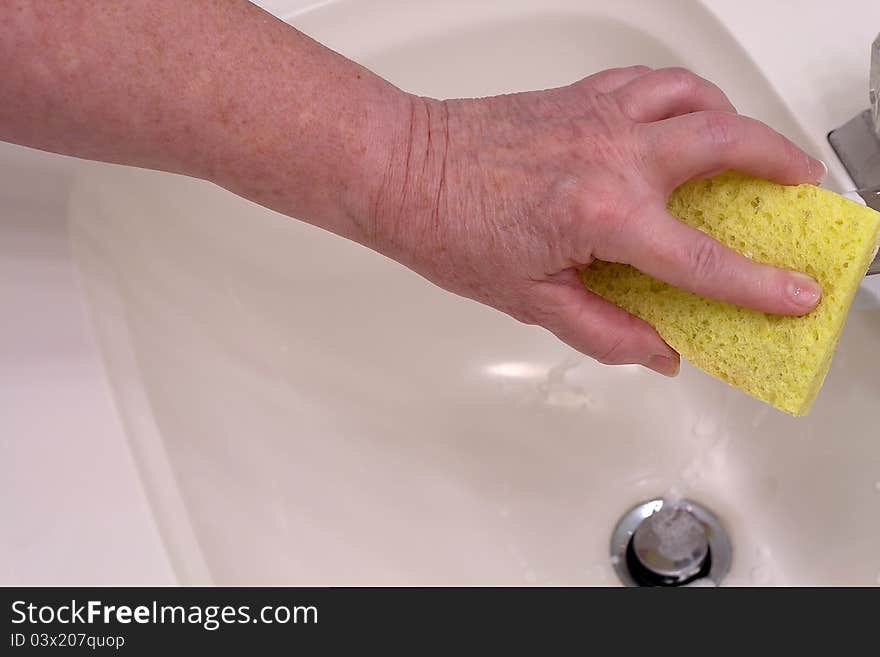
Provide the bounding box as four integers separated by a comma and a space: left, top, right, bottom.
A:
66, 0, 880, 585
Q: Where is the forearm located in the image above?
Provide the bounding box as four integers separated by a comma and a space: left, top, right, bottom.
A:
0, 0, 414, 245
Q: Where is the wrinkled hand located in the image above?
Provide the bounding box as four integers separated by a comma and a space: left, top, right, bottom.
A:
370, 66, 825, 375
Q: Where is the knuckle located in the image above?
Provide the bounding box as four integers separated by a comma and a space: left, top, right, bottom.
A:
592, 320, 638, 365
661, 66, 698, 91
610, 89, 637, 120
616, 65, 652, 85
574, 184, 635, 252
699, 111, 740, 151
779, 132, 803, 169
593, 89, 630, 121
593, 333, 628, 365
688, 236, 725, 280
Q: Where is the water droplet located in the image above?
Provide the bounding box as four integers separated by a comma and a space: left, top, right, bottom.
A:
691, 414, 717, 438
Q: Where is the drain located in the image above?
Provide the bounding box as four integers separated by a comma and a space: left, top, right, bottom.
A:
610, 498, 731, 587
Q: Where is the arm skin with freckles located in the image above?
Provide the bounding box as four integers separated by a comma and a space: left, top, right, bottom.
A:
0, 0, 825, 376
0, 0, 405, 246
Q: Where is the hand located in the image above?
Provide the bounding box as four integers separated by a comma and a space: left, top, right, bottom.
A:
369, 66, 825, 375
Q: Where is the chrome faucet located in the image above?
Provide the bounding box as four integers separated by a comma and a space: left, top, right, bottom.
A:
830, 32, 880, 188
829, 33, 880, 276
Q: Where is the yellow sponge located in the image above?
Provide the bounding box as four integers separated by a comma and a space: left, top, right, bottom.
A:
581, 173, 880, 415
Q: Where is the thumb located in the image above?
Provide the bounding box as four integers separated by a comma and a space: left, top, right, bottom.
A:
528, 273, 680, 376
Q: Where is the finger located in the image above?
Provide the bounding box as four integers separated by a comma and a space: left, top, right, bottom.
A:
613, 67, 736, 122
622, 204, 822, 315
582, 65, 653, 94
529, 275, 680, 376
639, 111, 826, 191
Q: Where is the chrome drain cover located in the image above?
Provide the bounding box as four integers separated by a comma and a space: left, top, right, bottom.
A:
610, 498, 732, 587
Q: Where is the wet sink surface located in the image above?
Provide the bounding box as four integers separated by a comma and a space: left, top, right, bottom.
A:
69, 0, 880, 585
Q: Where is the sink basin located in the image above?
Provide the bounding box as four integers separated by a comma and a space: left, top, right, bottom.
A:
68, 0, 880, 585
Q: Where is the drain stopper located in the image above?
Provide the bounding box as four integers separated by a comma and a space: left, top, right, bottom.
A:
630, 505, 710, 585
609, 498, 732, 587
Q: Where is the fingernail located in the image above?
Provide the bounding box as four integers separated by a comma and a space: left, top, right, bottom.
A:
644, 355, 680, 377
816, 159, 828, 183
788, 273, 822, 309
